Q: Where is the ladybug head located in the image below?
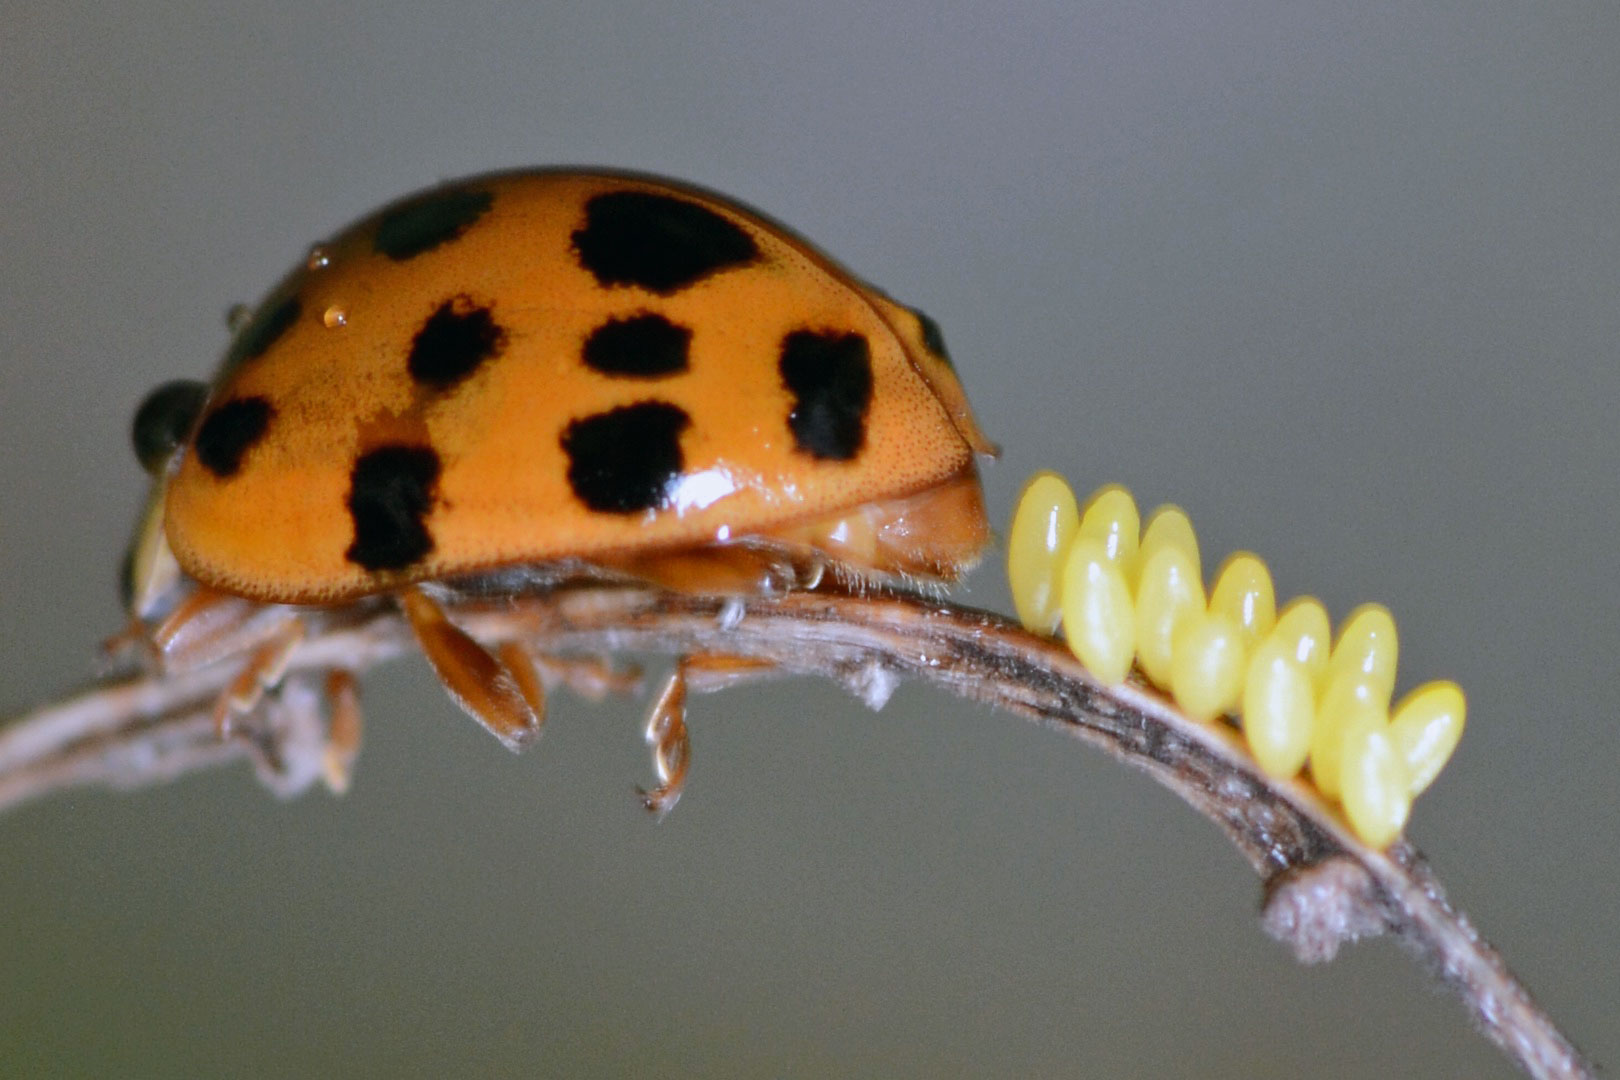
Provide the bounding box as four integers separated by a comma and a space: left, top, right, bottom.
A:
131, 380, 208, 475
120, 380, 208, 617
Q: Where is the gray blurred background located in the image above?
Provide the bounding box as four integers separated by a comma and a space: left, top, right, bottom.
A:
1, 3, 1615, 1076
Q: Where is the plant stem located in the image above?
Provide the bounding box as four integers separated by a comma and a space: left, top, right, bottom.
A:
0, 585, 1595, 1079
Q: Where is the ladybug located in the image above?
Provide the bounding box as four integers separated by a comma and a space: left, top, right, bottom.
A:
122, 168, 994, 809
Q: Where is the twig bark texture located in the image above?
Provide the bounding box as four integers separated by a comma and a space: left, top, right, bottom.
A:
0, 585, 1596, 1079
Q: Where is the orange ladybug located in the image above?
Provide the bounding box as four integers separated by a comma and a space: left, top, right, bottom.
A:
122, 168, 993, 808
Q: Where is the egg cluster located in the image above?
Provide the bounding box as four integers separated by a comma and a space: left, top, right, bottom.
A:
1007, 472, 1465, 849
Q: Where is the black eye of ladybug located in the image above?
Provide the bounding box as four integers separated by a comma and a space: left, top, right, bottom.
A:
132, 380, 209, 474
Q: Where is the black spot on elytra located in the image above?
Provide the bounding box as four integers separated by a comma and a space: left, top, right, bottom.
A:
572, 190, 759, 294
344, 445, 441, 571
194, 397, 275, 478
373, 187, 494, 261
911, 306, 954, 369
582, 314, 691, 378
561, 402, 690, 513
408, 296, 506, 390
225, 296, 300, 371
779, 330, 873, 460
132, 379, 209, 473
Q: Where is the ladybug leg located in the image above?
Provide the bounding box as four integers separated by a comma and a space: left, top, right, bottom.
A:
321, 670, 363, 794
231, 673, 357, 799
211, 615, 306, 738
530, 654, 642, 702
682, 653, 777, 692
153, 586, 293, 672
602, 544, 818, 596
146, 588, 352, 773
399, 586, 542, 751
637, 654, 776, 816
100, 615, 156, 671
637, 665, 690, 817
496, 641, 549, 736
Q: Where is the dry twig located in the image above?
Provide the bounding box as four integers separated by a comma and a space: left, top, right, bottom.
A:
0, 584, 1595, 1079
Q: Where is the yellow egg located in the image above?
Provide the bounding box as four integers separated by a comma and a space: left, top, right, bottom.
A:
1170, 611, 1246, 724
1007, 471, 1079, 633
1133, 545, 1206, 689
1339, 721, 1411, 848
1271, 596, 1332, 690
1241, 637, 1315, 778
1209, 552, 1277, 650
1318, 665, 1389, 713
1060, 537, 1137, 686
1390, 680, 1466, 796
1138, 504, 1200, 585
1310, 669, 1388, 800
1328, 603, 1399, 700
1077, 484, 1141, 583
